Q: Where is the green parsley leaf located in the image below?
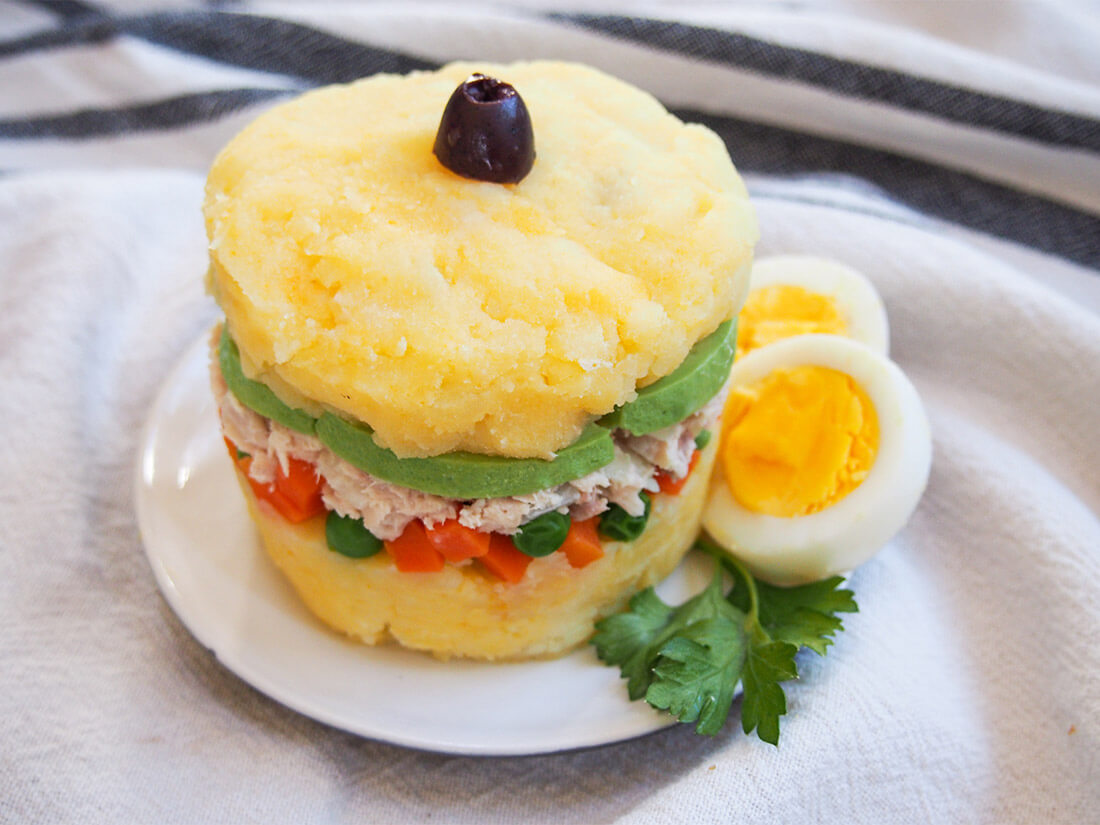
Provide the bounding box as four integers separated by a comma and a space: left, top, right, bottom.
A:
756, 577, 858, 656
594, 539, 859, 746
592, 563, 735, 700
700, 537, 858, 656
646, 615, 746, 735
740, 640, 799, 745
592, 589, 674, 700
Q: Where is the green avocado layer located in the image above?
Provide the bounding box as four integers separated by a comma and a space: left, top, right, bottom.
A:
218, 318, 735, 498
218, 327, 316, 434
315, 413, 615, 499
599, 319, 736, 436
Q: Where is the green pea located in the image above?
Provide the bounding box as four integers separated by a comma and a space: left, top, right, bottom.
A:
325, 511, 384, 559
513, 511, 571, 557
598, 491, 651, 542
694, 429, 712, 450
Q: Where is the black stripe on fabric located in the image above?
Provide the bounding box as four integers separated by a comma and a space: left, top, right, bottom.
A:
127, 12, 437, 84
0, 11, 436, 85
553, 13, 1100, 154
0, 11, 1092, 269
0, 88, 288, 138
0, 95, 1092, 271
678, 107, 1100, 271
3, 94, 1090, 270
0, 16, 115, 57
19, 0, 103, 21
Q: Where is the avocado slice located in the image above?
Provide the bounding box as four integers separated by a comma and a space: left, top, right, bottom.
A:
316, 413, 615, 499
600, 319, 736, 436
218, 327, 317, 435
219, 326, 615, 497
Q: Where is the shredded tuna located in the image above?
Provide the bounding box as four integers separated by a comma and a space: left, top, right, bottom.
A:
212, 363, 278, 484
618, 427, 697, 478
568, 490, 608, 523
617, 382, 730, 478
210, 353, 726, 537
268, 425, 324, 476
460, 482, 583, 534
316, 451, 457, 541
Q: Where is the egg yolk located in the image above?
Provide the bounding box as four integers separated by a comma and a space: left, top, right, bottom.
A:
720, 366, 879, 517
736, 285, 847, 358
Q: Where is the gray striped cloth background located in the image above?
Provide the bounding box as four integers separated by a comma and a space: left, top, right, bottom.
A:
2, 2, 1098, 823
2, 2, 1098, 272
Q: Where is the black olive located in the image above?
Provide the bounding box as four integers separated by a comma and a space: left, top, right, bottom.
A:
432, 74, 535, 184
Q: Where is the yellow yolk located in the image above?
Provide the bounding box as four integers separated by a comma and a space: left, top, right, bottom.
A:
736, 285, 847, 358
720, 365, 879, 517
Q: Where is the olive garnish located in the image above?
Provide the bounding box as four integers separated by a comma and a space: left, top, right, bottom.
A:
433, 74, 535, 184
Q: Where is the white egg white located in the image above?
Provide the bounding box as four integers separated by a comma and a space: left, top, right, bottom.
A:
703, 334, 931, 586
749, 254, 890, 355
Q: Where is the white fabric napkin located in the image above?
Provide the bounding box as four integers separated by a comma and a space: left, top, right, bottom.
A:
1, 3, 1097, 823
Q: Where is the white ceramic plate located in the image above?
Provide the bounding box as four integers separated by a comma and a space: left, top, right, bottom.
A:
134, 333, 715, 756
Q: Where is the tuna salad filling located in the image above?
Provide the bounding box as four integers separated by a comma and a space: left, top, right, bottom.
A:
212, 358, 727, 542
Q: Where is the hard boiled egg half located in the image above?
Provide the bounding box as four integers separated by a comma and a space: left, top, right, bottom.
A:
703, 331, 931, 586
736, 254, 890, 358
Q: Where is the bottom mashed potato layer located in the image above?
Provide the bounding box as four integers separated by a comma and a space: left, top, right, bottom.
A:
234, 439, 718, 660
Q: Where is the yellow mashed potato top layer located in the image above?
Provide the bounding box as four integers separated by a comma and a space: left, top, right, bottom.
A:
205, 61, 757, 458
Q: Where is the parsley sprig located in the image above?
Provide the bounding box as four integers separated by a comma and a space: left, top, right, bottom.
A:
592, 538, 857, 744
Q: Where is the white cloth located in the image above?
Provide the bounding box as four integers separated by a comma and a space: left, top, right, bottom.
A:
1, 3, 1097, 823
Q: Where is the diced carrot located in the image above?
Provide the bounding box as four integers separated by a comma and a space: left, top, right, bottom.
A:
385, 520, 446, 573
226, 436, 325, 524
560, 516, 604, 568
478, 534, 533, 584
244, 474, 277, 509
224, 436, 250, 465
245, 476, 320, 524
656, 450, 701, 496
226, 436, 269, 508
425, 519, 491, 563
271, 456, 326, 521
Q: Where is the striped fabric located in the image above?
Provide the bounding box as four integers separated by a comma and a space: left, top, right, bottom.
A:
3, 3, 1098, 823
2, 3, 1098, 272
